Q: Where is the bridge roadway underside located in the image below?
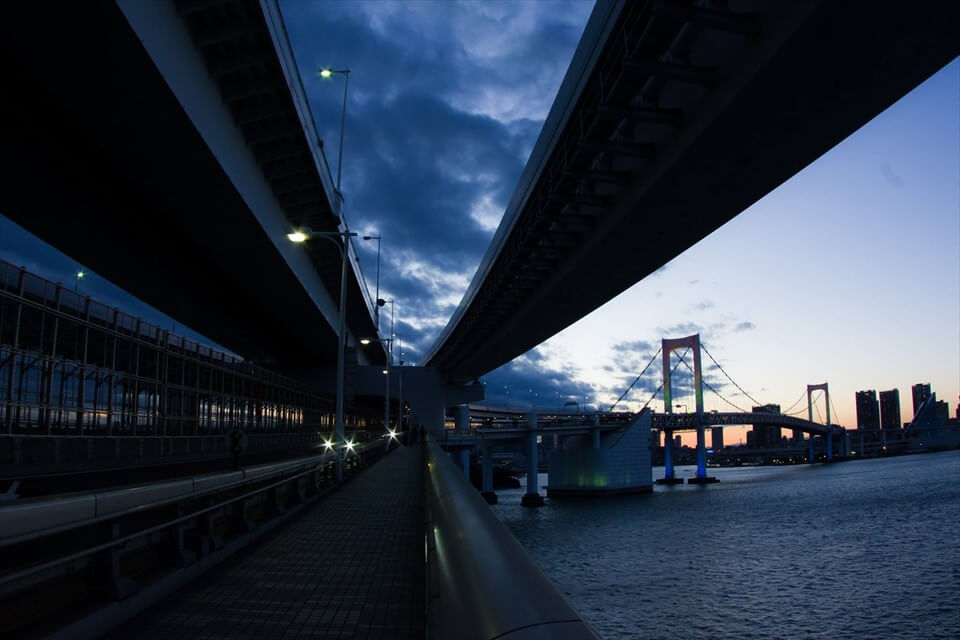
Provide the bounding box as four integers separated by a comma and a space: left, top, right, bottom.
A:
106, 445, 424, 639
0, 2, 379, 374
428, 1, 960, 381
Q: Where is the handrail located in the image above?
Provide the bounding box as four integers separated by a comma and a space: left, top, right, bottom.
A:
0, 438, 381, 546
424, 439, 598, 639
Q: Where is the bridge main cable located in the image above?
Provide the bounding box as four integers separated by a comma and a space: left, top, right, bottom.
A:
700, 343, 765, 407
677, 352, 750, 413
608, 346, 662, 412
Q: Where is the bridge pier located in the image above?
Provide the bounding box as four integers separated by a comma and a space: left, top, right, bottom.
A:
826, 429, 833, 461
592, 414, 601, 449
808, 436, 815, 463
687, 417, 718, 484
479, 439, 497, 504
656, 429, 683, 485
521, 411, 544, 506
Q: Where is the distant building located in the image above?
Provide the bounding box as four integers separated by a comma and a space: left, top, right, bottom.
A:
879, 389, 901, 431
856, 390, 880, 430
674, 434, 682, 449
912, 383, 931, 418
711, 426, 724, 451
751, 404, 781, 448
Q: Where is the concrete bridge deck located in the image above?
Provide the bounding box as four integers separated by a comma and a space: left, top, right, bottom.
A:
106, 445, 424, 640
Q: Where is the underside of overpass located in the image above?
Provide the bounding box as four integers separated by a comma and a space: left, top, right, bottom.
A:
0, 0, 384, 378
425, 0, 959, 382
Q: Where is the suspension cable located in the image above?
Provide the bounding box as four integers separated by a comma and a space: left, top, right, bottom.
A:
780, 388, 809, 415
677, 350, 750, 413
828, 393, 842, 426
638, 348, 688, 411
813, 393, 825, 424
608, 346, 662, 412
700, 342, 764, 407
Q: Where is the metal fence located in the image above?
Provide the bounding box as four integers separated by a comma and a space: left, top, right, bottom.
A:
0, 260, 365, 439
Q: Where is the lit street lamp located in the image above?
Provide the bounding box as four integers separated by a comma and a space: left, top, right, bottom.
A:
74, 270, 85, 292
287, 227, 357, 482
318, 67, 351, 198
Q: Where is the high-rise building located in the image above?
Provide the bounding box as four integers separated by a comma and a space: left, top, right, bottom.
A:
751, 404, 781, 448
711, 426, 724, 451
856, 390, 880, 430
879, 389, 901, 431
912, 383, 931, 417
674, 435, 682, 449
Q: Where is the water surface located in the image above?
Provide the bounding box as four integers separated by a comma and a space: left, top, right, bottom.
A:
493, 451, 960, 639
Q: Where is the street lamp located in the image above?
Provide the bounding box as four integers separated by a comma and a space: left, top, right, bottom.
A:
74, 270, 85, 292
360, 335, 394, 436
318, 67, 351, 198
287, 227, 357, 482
675, 404, 688, 413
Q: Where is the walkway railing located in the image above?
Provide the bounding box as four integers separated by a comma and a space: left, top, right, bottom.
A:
424, 439, 598, 639
0, 438, 389, 635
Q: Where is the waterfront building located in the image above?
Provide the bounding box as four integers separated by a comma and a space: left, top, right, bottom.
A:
912, 383, 931, 417
711, 426, 724, 451
674, 435, 682, 449
879, 389, 901, 431
856, 390, 880, 430
751, 404, 781, 448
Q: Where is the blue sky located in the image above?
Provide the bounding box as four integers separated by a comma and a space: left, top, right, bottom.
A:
1, 2, 956, 443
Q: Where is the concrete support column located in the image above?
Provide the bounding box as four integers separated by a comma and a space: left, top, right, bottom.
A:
591, 413, 601, 448
826, 430, 833, 461
455, 404, 470, 432
664, 430, 674, 478
521, 411, 543, 506
808, 436, 815, 463
696, 420, 707, 478
480, 439, 497, 505
458, 447, 470, 479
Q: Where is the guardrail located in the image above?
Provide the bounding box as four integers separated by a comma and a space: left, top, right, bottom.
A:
424, 439, 598, 639
0, 437, 391, 635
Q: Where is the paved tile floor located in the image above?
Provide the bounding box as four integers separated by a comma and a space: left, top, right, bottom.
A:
111, 444, 424, 639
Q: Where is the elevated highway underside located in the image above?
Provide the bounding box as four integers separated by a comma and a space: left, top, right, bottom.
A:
0, 0, 382, 375
426, 0, 960, 381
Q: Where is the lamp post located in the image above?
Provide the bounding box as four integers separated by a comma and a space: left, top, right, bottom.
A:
74, 270, 85, 292
287, 227, 357, 482
318, 67, 351, 198
361, 234, 382, 329
675, 403, 688, 413
361, 335, 394, 439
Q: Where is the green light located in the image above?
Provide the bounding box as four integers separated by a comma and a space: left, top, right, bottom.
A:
319, 68, 333, 78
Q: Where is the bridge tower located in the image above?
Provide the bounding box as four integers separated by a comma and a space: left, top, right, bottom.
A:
806, 383, 832, 461
661, 333, 715, 483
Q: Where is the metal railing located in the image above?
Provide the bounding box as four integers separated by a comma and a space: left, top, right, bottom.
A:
0, 437, 389, 634
424, 439, 598, 639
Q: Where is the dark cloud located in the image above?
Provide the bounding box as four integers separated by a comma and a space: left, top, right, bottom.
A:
734, 321, 757, 332
280, 1, 593, 358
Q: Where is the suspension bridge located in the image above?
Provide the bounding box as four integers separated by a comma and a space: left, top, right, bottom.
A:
441, 332, 847, 501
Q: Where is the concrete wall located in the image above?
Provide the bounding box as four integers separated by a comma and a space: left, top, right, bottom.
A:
547, 411, 652, 496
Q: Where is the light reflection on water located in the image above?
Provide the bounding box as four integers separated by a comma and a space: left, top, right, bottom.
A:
492, 451, 960, 639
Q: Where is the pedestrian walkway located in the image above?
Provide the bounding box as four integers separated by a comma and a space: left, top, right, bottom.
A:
112, 444, 424, 639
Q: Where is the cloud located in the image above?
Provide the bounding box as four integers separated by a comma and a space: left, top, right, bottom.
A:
278, 1, 593, 359
734, 321, 757, 332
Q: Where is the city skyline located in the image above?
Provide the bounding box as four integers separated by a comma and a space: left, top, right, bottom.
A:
0, 2, 957, 448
